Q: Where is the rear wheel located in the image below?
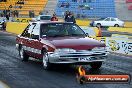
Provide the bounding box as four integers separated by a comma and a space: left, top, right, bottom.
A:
114, 24, 119, 27
90, 62, 102, 69
19, 46, 29, 61
42, 51, 52, 70
96, 23, 101, 28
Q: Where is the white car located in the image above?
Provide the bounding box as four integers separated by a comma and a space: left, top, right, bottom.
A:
0, 17, 6, 29
32, 15, 51, 21
90, 17, 125, 27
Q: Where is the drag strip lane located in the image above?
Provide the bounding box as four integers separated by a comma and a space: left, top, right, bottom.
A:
0, 31, 131, 88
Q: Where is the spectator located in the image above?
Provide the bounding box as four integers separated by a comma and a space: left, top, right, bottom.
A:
65, 2, 70, 8
60, 2, 70, 8
3, 10, 7, 17
53, 12, 56, 16
31, 10, 35, 18
45, 11, 49, 15
60, 2, 65, 7
51, 14, 58, 21
6, 13, 9, 20
39, 11, 43, 15
29, 10, 32, 18
29, 10, 35, 18
0, 10, 2, 15
72, 0, 77, 2
97, 26, 102, 37
14, 10, 19, 17
64, 11, 69, 22
16, 10, 19, 17
61, 12, 64, 18
65, 12, 76, 23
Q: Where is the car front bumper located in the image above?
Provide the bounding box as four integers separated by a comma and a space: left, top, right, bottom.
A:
48, 51, 107, 64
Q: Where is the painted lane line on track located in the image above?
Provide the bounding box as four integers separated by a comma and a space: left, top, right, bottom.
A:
0, 81, 10, 88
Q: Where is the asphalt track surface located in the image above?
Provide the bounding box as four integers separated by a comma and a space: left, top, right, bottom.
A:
0, 31, 132, 88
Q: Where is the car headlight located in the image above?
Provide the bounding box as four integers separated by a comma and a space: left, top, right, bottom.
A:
92, 47, 106, 51
55, 48, 76, 53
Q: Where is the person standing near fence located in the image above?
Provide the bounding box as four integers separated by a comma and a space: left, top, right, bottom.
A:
51, 14, 58, 21
65, 12, 76, 24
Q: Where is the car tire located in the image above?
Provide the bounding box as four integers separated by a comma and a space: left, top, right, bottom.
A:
96, 23, 101, 28
42, 51, 52, 70
90, 62, 102, 69
114, 24, 119, 27
19, 46, 29, 61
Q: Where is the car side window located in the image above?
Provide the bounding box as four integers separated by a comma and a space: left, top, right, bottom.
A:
105, 18, 110, 21
21, 24, 36, 38
111, 18, 116, 21
31, 24, 40, 39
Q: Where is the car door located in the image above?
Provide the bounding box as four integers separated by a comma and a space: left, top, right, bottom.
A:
29, 23, 43, 59
110, 18, 117, 26
103, 18, 111, 26
20, 23, 36, 55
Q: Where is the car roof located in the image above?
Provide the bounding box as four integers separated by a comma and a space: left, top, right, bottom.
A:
30, 21, 74, 24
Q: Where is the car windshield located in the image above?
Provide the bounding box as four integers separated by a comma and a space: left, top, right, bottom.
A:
40, 23, 86, 37
40, 16, 51, 20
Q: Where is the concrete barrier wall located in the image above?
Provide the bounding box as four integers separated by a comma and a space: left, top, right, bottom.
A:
6, 22, 28, 35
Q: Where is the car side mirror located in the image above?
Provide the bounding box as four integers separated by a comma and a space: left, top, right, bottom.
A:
31, 34, 39, 39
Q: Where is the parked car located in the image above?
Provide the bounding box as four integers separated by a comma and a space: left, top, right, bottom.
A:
0, 17, 6, 30
90, 17, 125, 27
16, 21, 107, 70
32, 15, 51, 21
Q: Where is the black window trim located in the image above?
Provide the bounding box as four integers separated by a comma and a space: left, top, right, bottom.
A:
21, 23, 37, 38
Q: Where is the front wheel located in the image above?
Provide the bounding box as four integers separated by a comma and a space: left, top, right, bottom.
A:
90, 62, 102, 69
19, 46, 29, 61
114, 24, 119, 27
42, 52, 52, 70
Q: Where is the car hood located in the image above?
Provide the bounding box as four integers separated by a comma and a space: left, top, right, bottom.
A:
43, 37, 105, 50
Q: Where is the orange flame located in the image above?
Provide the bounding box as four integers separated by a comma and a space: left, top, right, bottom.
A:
78, 66, 86, 76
